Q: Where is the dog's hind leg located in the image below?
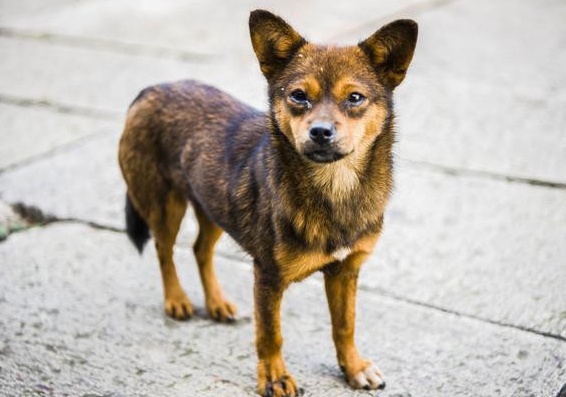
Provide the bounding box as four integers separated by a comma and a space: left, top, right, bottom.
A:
193, 204, 237, 322
150, 190, 193, 320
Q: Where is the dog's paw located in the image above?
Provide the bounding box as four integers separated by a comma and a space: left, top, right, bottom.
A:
257, 357, 302, 397
206, 298, 238, 323
345, 361, 385, 390
164, 293, 194, 321
259, 374, 301, 397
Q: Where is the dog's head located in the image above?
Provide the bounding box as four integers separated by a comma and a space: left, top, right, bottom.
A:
249, 10, 417, 164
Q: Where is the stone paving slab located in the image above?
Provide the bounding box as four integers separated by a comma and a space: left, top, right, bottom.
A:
395, 76, 566, 185
1, 131, 565, 339
402, 0, 566, 99
369, 163, 566, 338
0, 132, 125, 229
0, 102, 119, 171
0, 223, 564, 396
0, 36, 264, 114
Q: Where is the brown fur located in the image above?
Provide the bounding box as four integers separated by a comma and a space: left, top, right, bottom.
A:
118, 9, 417, 397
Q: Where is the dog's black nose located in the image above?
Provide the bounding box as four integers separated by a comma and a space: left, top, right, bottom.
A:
309, 122, 336, 145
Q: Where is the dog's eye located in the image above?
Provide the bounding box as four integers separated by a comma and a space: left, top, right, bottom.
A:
290, 89, 309, 105
347, 92, 365, 106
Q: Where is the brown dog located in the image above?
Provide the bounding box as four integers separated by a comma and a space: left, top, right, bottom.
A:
118, 10, 417, 397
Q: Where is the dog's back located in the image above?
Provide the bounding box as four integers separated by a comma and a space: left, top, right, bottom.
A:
119, 80, 269, 248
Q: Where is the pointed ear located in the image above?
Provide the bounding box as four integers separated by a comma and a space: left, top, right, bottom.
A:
249, 10, 306, 80
359, 19, 418, 90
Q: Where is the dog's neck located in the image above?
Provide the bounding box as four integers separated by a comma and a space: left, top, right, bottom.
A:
307, 155, 364, 200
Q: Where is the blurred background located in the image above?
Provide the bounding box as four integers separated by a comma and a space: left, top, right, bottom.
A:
0, 0, 565, 396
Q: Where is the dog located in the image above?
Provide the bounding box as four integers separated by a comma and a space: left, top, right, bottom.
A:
118, 9, 417, 397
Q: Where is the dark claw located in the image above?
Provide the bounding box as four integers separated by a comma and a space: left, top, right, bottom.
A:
170, 307, 177, 319
298, 387, 305, 396
363, 384, 371, 391
378, 381, 386, 390
263, 382, 274, 397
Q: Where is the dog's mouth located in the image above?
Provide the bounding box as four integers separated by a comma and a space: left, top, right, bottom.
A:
304, 149, 348, 163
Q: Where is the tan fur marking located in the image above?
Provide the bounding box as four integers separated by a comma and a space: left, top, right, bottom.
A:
193, 207, 237, 322
154, 191, 194, 320
275, 245, 334, 284
331, 78, 370, 102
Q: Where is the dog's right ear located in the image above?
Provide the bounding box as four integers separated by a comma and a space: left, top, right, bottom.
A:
249, 10, 306, 80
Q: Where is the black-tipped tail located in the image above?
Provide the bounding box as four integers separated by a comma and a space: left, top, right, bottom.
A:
125, 194, 150, 253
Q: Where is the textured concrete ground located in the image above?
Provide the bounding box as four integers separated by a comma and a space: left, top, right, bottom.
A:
1, 0, 565, 396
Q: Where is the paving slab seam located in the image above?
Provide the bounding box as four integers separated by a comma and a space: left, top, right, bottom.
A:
0, 130, 116, 175
0, 27, 216, 63
402, 158, 566, 190
358, 284, 566, 343
0, 93, 122, 121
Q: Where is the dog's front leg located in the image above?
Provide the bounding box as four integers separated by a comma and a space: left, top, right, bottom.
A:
253, 265, 299, 397
323, 253, 386, 390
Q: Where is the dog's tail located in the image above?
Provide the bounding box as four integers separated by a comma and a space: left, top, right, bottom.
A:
125, 194, 150, 254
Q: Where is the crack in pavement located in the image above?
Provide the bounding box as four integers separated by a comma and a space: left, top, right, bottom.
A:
401, 159, 566, 190
0, 202, 124, 241
0, 93, 121, 120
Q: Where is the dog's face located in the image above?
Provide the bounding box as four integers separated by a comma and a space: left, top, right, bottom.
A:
249, 10, 418, 164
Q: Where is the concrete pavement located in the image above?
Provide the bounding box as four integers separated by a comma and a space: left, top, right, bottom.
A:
1, 0, 565, 396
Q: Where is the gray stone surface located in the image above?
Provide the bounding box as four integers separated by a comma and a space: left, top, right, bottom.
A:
0, 224, 564, 397
396, 76, 566, 184
0, 0, 429, 53
367, 164, 566, 338
0, 132, 126, 229
0, 102, 118, 171
0, 36, 261, 114
1, 0, 566, 395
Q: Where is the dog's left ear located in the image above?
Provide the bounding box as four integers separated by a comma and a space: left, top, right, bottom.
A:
359, 19, 418, 90
249, 10, 306, 80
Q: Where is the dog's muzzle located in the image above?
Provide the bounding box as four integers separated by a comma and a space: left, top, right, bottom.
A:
304, 122, 346, 163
